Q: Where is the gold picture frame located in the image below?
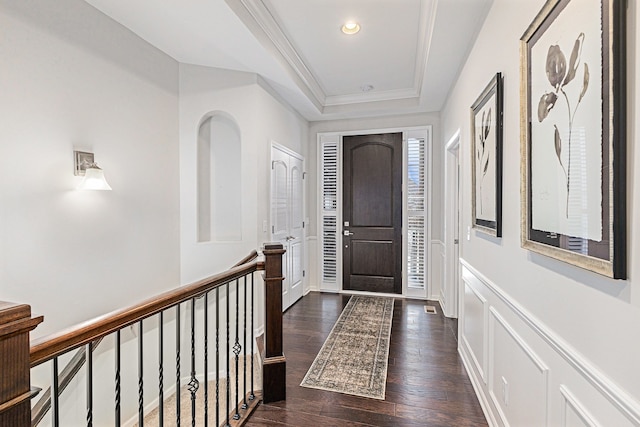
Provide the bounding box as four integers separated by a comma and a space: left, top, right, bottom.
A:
520, 0, 626, 278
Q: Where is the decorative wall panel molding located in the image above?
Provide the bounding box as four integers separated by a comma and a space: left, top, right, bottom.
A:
459, 259, 640, 426
560, 385, 600, 427
462, 280, 488, 383
488, 307, 549, 427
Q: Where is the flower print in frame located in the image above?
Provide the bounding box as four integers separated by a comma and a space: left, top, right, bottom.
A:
520, 0, 627, 278
471, 72, 503, 237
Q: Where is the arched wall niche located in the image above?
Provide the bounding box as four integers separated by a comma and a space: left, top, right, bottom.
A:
197, 111, 242, 242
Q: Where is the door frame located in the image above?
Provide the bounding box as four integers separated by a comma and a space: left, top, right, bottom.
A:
443, 130, 461, 318
269, 141, 305, 310
317, 126, 432, 299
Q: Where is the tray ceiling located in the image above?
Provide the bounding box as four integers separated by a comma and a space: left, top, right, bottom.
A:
84, 0, 492, 121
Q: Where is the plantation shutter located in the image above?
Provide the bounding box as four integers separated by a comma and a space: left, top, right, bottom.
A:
407, 138, 426, 289
321, 142, 338, 283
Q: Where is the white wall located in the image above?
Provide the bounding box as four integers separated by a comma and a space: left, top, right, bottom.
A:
179, 65, 308, 286
442, 0, 640, 424
0, 0, 181, 338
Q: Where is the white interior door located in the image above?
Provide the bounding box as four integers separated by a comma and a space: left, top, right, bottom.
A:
271, 145, 304, 311
288, 155, 304, 307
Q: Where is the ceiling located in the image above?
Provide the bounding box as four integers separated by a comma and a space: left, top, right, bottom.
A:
84, 0, 492, 122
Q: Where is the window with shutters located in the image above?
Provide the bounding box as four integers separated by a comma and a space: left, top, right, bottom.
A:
321, 141, 338, 283
407, 137, 426, 289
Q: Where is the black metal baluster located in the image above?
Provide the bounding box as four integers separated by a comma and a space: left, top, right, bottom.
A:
233, 279, 241, 421
226, 282, 230, 427
215, 288, 220, 427
115, 330, 121, 427
242, 275, 248, 410
188, 298, 199, 427
249, 273, 255, 401
52, 356, 60, 427
204, 292, 209, 427
86, 343, 93, 427
138, 320, 144, 427
176, 304, 181, 427
159, 311, 164, 427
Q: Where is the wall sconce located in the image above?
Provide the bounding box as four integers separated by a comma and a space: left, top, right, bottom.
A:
74, 150, 112, 191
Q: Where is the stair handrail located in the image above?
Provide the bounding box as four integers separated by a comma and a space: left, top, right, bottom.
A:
30, 338, 102, 426
0, 244, 285, 425
29, 249, 262, 426
30, 257, 264, 367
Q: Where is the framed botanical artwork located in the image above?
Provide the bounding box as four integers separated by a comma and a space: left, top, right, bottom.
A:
471, 72, 503, 237
520, 0, 626, 278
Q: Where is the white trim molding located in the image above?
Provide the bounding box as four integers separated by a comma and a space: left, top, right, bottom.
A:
443, 129, 461, 318
225, 0, 436, 112
461, 280, 488, 383
459, 259, 640, 427
560, 385, 601, 427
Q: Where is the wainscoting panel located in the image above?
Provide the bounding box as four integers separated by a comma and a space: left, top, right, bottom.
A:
462, 281, 487, 383
459, 260, 640, 427
489, 307, 548, 426
560, 385, 599, 427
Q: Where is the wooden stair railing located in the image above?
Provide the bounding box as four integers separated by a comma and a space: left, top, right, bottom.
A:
0, 303, 43, 426
30, 249, 262, 426
0, 243, 285, 427
30, 338, 103, 426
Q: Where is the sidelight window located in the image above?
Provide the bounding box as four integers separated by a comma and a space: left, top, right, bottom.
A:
407, 137, 426, 289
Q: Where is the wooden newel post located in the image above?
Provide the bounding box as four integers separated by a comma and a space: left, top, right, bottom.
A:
0, 302, 43, 426
262, 243, 286, 403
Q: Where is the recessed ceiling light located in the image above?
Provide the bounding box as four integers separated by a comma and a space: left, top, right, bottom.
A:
341, 21, 360, 35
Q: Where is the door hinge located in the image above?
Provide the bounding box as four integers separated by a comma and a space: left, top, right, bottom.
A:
303, 172, 307, 179
303, 270, 305, 277
302, 221, 305, 228
272, 225, 274, 233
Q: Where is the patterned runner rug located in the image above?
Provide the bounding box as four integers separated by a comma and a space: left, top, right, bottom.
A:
300, 295, 394, 400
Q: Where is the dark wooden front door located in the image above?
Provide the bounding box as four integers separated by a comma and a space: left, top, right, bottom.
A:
343, 133, 402, 293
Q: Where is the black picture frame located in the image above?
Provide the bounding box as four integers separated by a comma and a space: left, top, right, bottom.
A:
471, 72, 503, 237
520, 0, 626, 278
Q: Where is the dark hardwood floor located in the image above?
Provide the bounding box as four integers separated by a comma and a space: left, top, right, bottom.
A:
247, 292, 488, 426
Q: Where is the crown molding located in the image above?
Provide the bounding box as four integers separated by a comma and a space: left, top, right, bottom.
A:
325, 87, 420, 107
226, 0, 435, 115
414, 0, 438, 91
226, 0, 326, 110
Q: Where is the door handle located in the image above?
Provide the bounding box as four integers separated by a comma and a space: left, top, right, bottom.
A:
343, 230, 354, 236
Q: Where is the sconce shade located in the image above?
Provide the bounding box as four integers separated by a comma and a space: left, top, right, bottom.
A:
77, 164, 112, 190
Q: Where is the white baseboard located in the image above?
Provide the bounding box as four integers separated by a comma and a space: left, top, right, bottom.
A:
459, 343, 499, 427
